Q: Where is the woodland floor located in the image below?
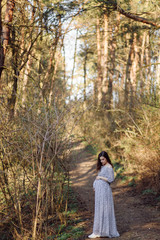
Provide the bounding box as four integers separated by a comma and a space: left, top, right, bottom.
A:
69, 140, 160, 240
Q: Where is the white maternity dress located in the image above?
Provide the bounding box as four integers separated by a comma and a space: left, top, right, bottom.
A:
93, 164, 120, 238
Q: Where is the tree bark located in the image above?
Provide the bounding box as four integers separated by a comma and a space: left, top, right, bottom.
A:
102, 13, 109, 105
140, 31, 147, 98
21, 2, 36, 107
130, 32, 138, 108
145, 34, 151, 96
83, 50, 87, 105
0, 0, 15, 89
8, 29, 19, 119
125, 33, 134, 109
0, 0, 4, 90
156, 52, 160, 98
96, 17, 103, 105
48, 51, 60, 107
70, 30, 78, 100
108, 23, 116, 110
21, 57, 32, 107
125, 32, 139, 110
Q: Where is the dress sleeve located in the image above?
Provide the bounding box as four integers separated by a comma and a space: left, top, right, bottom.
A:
105, 166, 115, 183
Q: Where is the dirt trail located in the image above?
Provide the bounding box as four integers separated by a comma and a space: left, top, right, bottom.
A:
69, 141, 160, 240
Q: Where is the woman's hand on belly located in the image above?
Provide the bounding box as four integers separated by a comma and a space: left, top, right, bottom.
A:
96, 176, 108, 182
96, 176, 101, 180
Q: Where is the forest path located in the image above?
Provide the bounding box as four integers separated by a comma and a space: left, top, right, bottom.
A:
69, 140, 160, 240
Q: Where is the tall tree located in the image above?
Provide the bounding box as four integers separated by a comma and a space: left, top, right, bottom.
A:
0, 0, 15, 90
96, 16, 103, 104
101, 13, 109, 105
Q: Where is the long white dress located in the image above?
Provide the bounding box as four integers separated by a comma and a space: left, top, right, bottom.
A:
93, 164, 120, 238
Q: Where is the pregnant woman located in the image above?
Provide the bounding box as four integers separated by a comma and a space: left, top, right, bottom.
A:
88, 151, 120, 238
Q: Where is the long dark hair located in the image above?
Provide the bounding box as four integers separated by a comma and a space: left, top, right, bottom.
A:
97, 151, 113, 171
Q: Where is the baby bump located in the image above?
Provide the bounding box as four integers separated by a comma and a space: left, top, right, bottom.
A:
94, 179, 110, 190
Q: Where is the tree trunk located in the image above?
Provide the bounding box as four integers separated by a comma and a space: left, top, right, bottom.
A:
42, 37, 59, 100
145, 34, 151, 97
0, 0, 15, 89
130, 32, 138, 109
48, 51, 60, 107
108, 52, 114, 108
102, 13, 109, 106
83, 51, 87, 106
125, 32, 139, 110
21, 57, 32, 107
8, 27, 19, 119
125, 33, 134, 109
96, 17, 103, 105
0, 0, 4, 90
21, 2, 36, 107
140, 31, 147, 98
70, 30, 78, 100
156, 51, 160, 98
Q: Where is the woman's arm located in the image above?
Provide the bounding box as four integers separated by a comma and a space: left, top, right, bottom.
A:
96, 167, 115, 183
96, 176, 108, 182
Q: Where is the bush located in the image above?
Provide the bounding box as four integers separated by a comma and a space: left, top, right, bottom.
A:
0, 102, 74, 239
116, 105, 160, 193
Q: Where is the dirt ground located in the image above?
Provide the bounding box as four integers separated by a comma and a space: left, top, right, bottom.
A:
69, 141, 160, 240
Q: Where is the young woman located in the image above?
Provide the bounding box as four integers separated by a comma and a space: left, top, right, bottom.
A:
88, 151, 120, 239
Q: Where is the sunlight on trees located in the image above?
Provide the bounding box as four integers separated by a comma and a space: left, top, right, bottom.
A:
0, 0, 160, 239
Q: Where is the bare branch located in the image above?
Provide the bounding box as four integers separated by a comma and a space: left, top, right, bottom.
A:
116, 4, 160, 28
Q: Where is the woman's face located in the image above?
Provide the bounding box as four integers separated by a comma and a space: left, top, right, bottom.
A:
100, 156, 108, 166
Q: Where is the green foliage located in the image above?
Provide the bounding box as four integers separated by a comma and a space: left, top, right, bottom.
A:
128, 177, 136, 187
114, 162, 124, 172
142, 189, 157, 196
115, 172, 137, 187
55, 226, 84, 240
84, 142, 98, 155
